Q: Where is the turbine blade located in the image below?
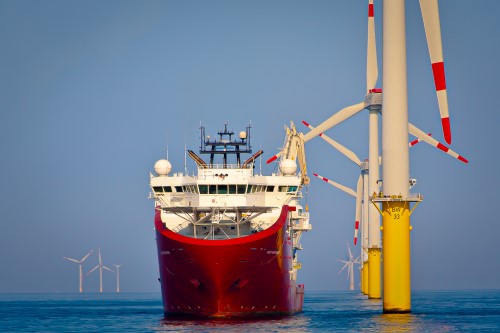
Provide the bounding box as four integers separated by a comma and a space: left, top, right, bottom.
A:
103, 265, 115, 273
303, 102, 366, 142
339, 262, 349, 274
419, 0, 451, 144
354, 175, 363, 246
347, 243, 353, 260
409, 133, 431, 147
87, 265, 99, 276
266, 150, 283, 164
409, 123, 468, 163
80, 249, 94, 263
302, 121, 362, 166
366, 0, 378, 91
313, 173, 357, 197
63, 257, 80, 264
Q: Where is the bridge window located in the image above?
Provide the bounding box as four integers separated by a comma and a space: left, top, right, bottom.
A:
266, 186, 275, 192
164, 186, 172, 192
229, 185, 237, 194
237, 185, 246, 194
218, 185, 228, 194
175, 186, 183, 192
247, 185, 253, 193
288, 186, 298, 193
153, 186, 163, 193
209, 185, 217, 194
198, 185, 208, 194
279, 186, 288, 192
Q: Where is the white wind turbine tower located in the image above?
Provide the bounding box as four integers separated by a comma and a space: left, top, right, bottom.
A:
338, 243, 360, 291
87, 248, 114, 293
63, 249, 94, 293
113, 264, 122, 293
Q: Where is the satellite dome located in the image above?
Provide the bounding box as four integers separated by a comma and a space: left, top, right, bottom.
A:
239, 131, 247, 139
154, 159, 172, 176
280, 159, 297, 175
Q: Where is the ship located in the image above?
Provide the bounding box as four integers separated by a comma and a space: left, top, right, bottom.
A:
149, 123, 311, 317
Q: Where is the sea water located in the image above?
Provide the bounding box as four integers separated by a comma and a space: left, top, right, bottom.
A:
1, 290, 499, 332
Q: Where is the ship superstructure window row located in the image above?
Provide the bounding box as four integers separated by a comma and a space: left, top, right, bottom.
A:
154, 184, 298, 195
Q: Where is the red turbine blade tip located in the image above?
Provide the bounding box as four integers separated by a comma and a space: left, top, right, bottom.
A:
313, 173, 318, 177
354, 238, 357, 246
302, 120, 310, 127
266, 155, 277, 164
458, 156, 469, 164
442, 117, 452, 144
409, 139, 420, 147
368, 3, 374, 17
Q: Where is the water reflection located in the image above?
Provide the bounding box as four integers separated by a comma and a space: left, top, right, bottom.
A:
376, 313, 417, 333
156, 314, 312, 332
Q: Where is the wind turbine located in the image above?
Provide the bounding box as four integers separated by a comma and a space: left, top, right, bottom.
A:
87, 249, 114, 293
63, 249, 94, 293
304, 119, 369, 295
375, 0, 467, 313
338, 243, 360, 291
300, 0, 468, 302
113, 264, 122, 293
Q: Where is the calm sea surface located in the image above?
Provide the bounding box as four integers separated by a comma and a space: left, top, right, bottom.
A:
1, 290, 499, 332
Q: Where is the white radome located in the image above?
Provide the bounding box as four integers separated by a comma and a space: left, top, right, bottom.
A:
280, 159, 297, 175
154, 159, 172, 176
239, 131, 247, 139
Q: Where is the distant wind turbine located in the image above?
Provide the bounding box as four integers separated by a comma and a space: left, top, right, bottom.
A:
87, 248, 114, 293
113, 264, 122, 293
338, 243, 360, 291
63, 249, 94, 293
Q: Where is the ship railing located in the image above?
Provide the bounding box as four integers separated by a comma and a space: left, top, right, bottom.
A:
197, 163, 253, 170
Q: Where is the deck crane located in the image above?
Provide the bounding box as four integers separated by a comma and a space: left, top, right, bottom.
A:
267, 121, 310, 186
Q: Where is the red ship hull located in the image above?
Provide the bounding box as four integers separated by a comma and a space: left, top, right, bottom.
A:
154, 206, 305, 317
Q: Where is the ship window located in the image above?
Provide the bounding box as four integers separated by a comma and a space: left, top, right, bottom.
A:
218, 185, 228, 194
251, 185, 258, 193
163, 186, 172, 192
246, 185, 253, 193
199, 185, 208, 194
266, 186, 275, 192
228, 185, 236, 194
153, 186, 163, 193
182, 186, 189, 193
237, 185, 246, 194
192, 185, 199, 194
209, 185, 217, 194
175, 186, 183, 192
279, 186, 288, 192
288, 186, 298, 193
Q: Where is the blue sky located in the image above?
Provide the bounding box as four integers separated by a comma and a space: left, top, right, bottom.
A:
1, 0, 498, 293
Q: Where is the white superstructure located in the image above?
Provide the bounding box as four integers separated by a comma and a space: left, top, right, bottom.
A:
149, 124, 311, 275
